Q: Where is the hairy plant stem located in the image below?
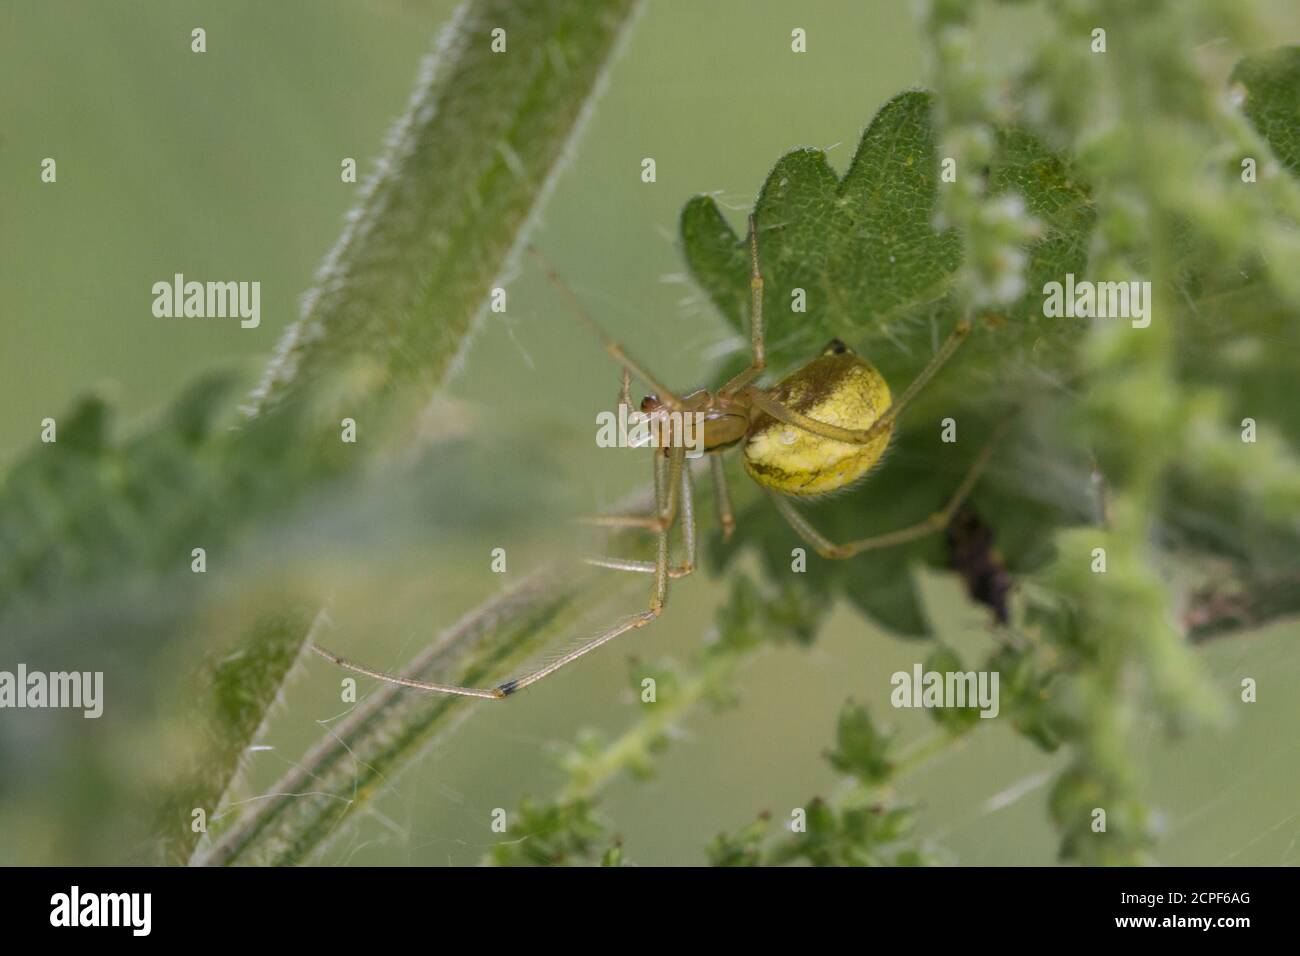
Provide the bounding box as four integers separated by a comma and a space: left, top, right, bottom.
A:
161, 0, 646, 865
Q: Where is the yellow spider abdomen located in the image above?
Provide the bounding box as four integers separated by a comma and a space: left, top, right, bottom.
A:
743, 342, 892, 497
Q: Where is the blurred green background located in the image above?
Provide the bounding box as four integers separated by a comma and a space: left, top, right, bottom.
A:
2, 0, 1298, 865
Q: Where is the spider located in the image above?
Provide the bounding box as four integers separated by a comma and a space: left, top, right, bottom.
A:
312, 215, 1000, 699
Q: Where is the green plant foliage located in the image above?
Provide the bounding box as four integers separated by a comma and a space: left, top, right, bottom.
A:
1232, 47, 1300, 176
695, 27, 1300, 868
155, 598, 322, 860
705, 815, 770, 867
487, 798, 610, 867
681, 92, 1097, 638
599, 843, 626, 867
768, 800, 923, 868
984, 642, 1068, 752
195, 572, 587, 866
227, 30, 1300, 866
175, 0, 642, 864
253, 0, 646, 407
0, 377, 236, 610
0, 0, 645, 866
710, 702, 938, 867
706, 413, 1077, 639
681, 90, 1094, 380
477, 30, 1300, 865
922, 646, 983, 734
824, 701, 895, 786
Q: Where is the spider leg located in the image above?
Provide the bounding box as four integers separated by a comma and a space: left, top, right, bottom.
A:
308, 644, 504, 699
586, 557, 696, 578
583, 443, 685, 533
618, 366, 632, 411
313, 452, 692, 700
507, 445, 687, 694
649, 449, 673, 610
768, 417, 1007, 560
311, 608, 659, 699
744, 317, 972, 446
677, 456, 696, 572
587, 447, 696, 578
530, 246, 683, 410
710, 452, 736, 540
720, 214, 768, 396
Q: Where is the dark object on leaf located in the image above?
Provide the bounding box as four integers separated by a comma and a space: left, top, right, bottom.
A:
945, 506, 1012, 625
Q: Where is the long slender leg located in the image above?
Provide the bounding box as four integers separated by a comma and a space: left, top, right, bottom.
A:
311, 608, 658, 699
514, 449, 682, 692
871, 316, 971, 435
710, 453, 736, 540
678, 457, 697, 571
530, 246, 683, 409
309, 643, 503, 699
587, 449, 697, 577
618, 366, 632, 411
498, 609, 661, 696
586, 557, 696, 578
769, 417, 1007, 560
651, 449, 671, 610
314, 452, 687, 700
745, 317, 972, 446
721, 214, 768, 396
584, 444, 685, 533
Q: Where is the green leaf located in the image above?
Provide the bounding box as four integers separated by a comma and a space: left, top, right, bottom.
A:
488, 798, 609, 868
681, 90, 1094, 381
712, 572, 825, 653
923, 646, 982, 734
1232, 47, 1300, 178
682, 91, 960, 370
766, 798, 924, 867
599, 844, 625, 867
153, 598, 323, 858
824, 701, 895, 786
985, 644, 1067, 752
706, 815, 770, 867
985, 126, 1095, 330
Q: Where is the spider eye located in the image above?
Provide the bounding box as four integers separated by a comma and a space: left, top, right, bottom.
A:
640, 395, 661, 413
824, 338, 851, 356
